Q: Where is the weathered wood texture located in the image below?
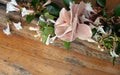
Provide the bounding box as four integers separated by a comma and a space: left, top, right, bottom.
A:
0, 31, 120, 75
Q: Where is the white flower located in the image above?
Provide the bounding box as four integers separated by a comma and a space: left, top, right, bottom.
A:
43, 0, 51, 7
46, 35, 51, 45
97, 45, 104, 51
3, 23, 11, 35
85, 2, 95, 18
110, 50, 119, 58
47, 19, 56, 23
39, 15, 46, 22
49, 36, 57, 43
6, 0, 19, 13
45, 35, 56, 45
10, 0, 18, 6
87, 38, 96, 43
13, 22, 22, 30
93, 33, 100, 41
94, 17, 101, 26
29, 27, 38, 31
97, 26, 106, 34
21, 7, 34, 17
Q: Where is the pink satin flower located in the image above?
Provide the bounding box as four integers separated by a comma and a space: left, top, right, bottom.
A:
55, 1, 93, 42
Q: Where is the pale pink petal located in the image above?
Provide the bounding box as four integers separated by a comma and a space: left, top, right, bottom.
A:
76, 24, 92, 40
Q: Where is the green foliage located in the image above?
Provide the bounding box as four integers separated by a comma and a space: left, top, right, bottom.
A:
103, 37, 113, 49
115, 42, 120, 55
114, 4, 120, 17
46, 3, 61, 16
96, 0, 106, 7
43, 27, 54, 36
44, 12, 55, 19
92, 28, 97, 36
63, 0, 74, 10
26, 15, 34, 23
31, 0, 39, 8
63, 41, 70, 50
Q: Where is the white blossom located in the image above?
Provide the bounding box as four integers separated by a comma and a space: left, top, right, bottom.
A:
21, 7, 34, 17
13, 22, 22, 30
97, 26, 106, 34
94, 17, 101, 26
3, 23, 11, 35
46, 35, 51, 45
98, 45, 104, 51
110, 50, 119, 58
49, 36, 57, 43
87, 38, 96, 43
93, 33, 100, 41
6, 0, 19, 13
29, 27, 38, 31
39, 15, 46, 22
43, 0, 51, 7
45, 35, 56, 45
47, 19, 56, 23
10, 0, 18, 6
85, 2, 95, 18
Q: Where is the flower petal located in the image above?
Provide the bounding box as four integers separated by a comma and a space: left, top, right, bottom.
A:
13, 22, 22, 30
6, 2, 19, 13
76, 24, 92, 40
3, 23, 11, 35
21, 7, 34, 17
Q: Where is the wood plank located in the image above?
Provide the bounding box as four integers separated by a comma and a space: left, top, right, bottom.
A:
0, 30, 120, 75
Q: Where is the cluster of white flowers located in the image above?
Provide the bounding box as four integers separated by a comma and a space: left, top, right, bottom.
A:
3, 0, 34, 35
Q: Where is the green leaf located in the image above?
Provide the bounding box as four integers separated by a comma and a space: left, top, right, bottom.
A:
40, 21, 47, 28
26, 15, 34, 23
43, 27, 54, 36
41, 35, 48, 43
46, 3, 61, 16
63, 0, 74, 10
31, 0, 39, 8
112, 57, 116, 66
63, 41, 70, 50
114, 4, 120, 17
92, 28, 97, 36
44, 12, 55, 19
96, 0, 106, 7
104, 37, 113, 49
115, 42, 120, 55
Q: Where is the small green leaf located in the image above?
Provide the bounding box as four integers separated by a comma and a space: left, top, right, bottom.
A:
92, 28, 97, 36
31, 0, 39, 8
40, 21, 47, 28
46, 3, 61, 16
43, 27, 54, 35
112, 57, 116, 66
41, 35, 48, 43
114, 4, 120, 17
63, 41, 70, 50
26, 15, 34, 23
115, 42, 120, 55
63, 0, 74, 10
96, 0, 106, 7
44, 12, 55, 19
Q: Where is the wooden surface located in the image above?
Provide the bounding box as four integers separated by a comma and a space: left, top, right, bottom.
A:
0, 30, 120, 75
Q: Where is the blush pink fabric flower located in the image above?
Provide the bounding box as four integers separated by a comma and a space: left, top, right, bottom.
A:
55, 1, 93, 42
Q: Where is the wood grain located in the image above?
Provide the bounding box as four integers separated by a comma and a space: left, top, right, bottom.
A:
0, 31, 120, 75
